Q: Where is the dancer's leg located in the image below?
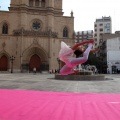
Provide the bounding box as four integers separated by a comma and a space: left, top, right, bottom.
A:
60, 65, 74, 75
70, 43, 93, 66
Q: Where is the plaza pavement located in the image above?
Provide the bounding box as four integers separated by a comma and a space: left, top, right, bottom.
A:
0, 73, 120, 93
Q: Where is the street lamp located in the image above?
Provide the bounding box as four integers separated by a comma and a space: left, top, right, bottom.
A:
10, 56, 15, 73
57, 58, 60, 72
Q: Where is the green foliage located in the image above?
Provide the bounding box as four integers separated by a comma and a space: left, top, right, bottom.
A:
83, 52, 100, 67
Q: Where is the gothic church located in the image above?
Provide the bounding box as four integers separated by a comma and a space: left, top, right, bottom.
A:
0, 0, 74, 72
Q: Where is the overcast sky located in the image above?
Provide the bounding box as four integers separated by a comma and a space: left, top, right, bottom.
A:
1, 0, 120, 33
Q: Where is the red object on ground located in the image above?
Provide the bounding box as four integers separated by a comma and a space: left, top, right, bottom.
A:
0, 89, 120, 120
73, 69, 79, 74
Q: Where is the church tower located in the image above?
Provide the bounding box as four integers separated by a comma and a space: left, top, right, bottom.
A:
10, 0, 63, 15
9, 0, 63, 31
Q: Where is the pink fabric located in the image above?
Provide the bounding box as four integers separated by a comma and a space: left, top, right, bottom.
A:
0, 89, 120, 120
59, 42, 93, 75
59, 42, 74, 68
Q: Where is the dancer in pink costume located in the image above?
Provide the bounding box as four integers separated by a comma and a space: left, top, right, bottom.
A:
59, 39, 94, 75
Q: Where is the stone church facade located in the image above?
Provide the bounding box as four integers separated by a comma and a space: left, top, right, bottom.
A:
0, 0, 74, 72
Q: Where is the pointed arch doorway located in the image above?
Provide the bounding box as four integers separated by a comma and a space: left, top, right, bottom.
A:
29, 54, 41, 72
0, 55, 8, 71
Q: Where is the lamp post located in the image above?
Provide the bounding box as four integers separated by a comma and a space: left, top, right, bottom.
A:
10, 56, 15, 73
57, 58, 60, 72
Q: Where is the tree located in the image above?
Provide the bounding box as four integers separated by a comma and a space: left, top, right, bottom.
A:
83, 52, 100, 70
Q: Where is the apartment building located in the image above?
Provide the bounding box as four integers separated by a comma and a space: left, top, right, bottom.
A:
75, 30, 93, 43
94, 16, 112, 48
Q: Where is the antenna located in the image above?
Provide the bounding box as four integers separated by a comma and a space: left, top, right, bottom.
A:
113, 8, 116, 33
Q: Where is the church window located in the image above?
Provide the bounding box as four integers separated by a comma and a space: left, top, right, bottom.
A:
63, 27, 68, 37
29, 0, 33, 6
35, 0, 39, 7
41, 0, 45, 7
32, 21, 41, 31
29, 0, 45, 7
2, 23, 8, 34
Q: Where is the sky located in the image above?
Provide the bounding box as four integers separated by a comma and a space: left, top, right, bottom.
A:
1, 0, 120, 33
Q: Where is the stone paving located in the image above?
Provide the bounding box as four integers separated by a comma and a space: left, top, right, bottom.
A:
0, 73, 120, 93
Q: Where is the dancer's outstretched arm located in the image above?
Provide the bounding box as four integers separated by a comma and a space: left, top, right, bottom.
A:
90, 48, 99, 53
71, 39, 94, 50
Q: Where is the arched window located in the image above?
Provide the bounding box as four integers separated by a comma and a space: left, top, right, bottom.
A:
29, 0, 33, 6
35, 0, 39, 7
2, 23, 8, 34
41, 0, 45, 7
63, 27, 68, 37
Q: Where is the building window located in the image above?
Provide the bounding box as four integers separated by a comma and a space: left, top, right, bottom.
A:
63, 27, 68, 37
99, 28, 103, 31
104, 29, 110, 33
87, 35, 93, 39
83, 36, 87, 39
99, 33, 103, 36
32, 20, 41, 31
29, 0, 33, 6
95, 43, 97, 46
94, 24, 97, 27
41, 0, 45, 7
29, 0, 45, 7
35, 0, 39, 7
99, 23, 103, 26
106, 23, 110, 27
100, 39, 103, 42
107, 29, 110, 32
2, 23, 8, 34
94, 33, 97, 36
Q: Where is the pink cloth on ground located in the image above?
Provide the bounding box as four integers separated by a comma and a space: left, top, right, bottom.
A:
0, 89, 120, 120
59, 41, 74, 68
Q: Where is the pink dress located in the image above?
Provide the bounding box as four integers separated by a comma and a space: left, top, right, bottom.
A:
59, 42, 93, 75
59, 42, 74, 68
